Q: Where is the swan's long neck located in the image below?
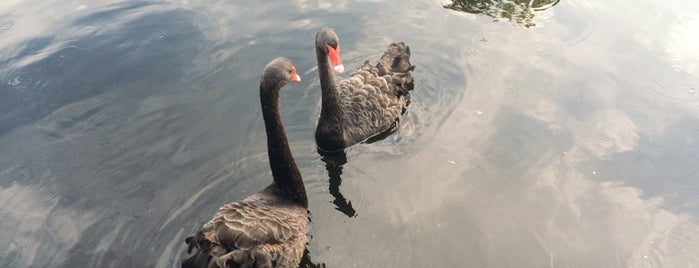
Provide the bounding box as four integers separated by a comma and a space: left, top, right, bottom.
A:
317, 44, 345, 125
260, 82, 307, 207
315, 44, 345, 150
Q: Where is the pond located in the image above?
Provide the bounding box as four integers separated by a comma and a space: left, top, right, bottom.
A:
1, 0, 698, 267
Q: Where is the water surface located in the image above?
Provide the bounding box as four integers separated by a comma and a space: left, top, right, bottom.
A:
1, 0, 698, 267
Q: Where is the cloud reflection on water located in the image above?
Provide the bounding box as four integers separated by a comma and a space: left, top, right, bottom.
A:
0, 182, 98, 267
1, 0, 699, 267
328, 0, 699, 266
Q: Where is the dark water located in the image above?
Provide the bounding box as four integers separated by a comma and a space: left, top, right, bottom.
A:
1, 0, 699, 267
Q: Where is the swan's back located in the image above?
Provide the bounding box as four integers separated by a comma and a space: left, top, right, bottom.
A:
183, 188, 308, 268
337, 42, 415, 145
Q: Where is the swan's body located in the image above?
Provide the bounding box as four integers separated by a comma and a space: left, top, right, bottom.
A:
182, 57, 307, 268
315, 27, 415, 152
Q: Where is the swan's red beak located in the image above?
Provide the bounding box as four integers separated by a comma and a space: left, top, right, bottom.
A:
290, 66, 301, 82
326, 44, 344, 74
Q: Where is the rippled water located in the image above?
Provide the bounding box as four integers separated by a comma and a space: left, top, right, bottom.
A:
1, 0, 699, 267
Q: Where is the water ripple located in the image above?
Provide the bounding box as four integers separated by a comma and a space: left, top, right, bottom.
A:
150, 31, 165, 39
559, 1, 599, 46
0, 22, 15, 32
649, 65, 699, 104
664, 12, 699, 76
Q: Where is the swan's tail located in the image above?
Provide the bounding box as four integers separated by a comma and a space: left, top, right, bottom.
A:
379, 42, 415, 96
182, 232, 213, 268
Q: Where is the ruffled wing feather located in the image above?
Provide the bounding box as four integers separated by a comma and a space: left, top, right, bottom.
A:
184, 192, 308, 268
337, 42, 415, 145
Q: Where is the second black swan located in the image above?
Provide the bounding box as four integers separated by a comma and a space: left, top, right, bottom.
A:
314, 27, 416, 152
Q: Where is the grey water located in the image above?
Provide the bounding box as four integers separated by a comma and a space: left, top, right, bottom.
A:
1, 0, 699, 267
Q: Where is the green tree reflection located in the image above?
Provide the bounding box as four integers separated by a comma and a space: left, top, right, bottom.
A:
443, 0, 560, 28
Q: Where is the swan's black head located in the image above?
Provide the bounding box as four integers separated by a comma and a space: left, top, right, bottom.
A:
260, 57, 301, 91
316, 27, 339, 51
315, 28, 344, 74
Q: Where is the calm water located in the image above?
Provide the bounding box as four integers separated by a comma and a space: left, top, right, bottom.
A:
1, 0, 699, 267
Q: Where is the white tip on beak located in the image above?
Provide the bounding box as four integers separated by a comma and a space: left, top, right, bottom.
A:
334, 64, 344, 74
294, 74, 301, 82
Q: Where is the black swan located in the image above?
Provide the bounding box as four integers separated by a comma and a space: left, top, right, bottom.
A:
314, 27, 415, 152
182, 57, 307, 268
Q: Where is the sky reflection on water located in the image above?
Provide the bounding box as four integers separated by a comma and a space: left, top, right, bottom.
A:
1, 0, 699, 267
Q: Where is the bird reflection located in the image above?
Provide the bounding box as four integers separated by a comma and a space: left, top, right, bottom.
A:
298, 212, 326, 268
364, 121, 400, 144
443, 0, 560, 28
298, 247, 326, 268
317, 121, 403, 218
319, 151, 358, 218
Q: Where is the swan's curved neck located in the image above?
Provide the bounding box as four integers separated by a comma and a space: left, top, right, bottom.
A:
315, 44, 345, 151
260, 82, 307, 207
316, 45, 343, 127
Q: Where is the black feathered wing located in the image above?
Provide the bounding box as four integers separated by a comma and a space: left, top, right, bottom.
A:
336, 42, 415, 145
184, 191, 308, 268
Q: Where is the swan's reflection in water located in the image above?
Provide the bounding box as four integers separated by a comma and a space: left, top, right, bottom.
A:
316, 119, 403, 218
319, 151, 357, 218
299, 247, 326, 268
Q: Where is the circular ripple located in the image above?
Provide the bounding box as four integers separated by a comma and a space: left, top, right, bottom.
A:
0, 22, 15, 32
649, 65, 699, 104
0, 240, 21, 266
150, 32, 165, 39
562, 6, 598, 46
